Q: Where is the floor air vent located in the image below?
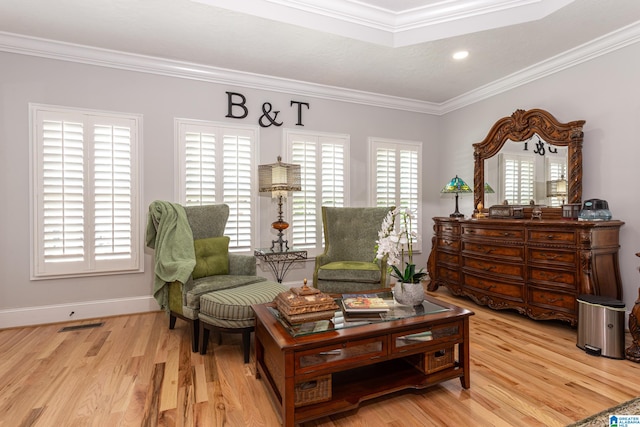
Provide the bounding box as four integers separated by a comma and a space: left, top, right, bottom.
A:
59, 322, 104, 332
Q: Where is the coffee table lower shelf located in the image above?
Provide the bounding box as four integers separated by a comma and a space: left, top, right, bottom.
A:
278, 358, 462, 424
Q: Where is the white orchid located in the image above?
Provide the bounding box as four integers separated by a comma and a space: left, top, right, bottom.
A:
374, 208, 427, 283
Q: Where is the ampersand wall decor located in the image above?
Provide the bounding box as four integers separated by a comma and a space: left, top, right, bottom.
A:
259, 102, 283, 127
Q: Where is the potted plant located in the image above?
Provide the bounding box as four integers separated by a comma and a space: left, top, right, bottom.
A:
375, 208, 428, 306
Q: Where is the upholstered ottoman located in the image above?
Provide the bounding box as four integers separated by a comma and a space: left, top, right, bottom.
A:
198, 281, 287, 362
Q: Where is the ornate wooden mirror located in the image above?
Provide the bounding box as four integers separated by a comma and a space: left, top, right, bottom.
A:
473, 108, 585, 215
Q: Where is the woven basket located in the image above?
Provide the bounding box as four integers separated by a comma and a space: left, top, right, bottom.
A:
294, 374, 332, 407
425, 346, 455, 374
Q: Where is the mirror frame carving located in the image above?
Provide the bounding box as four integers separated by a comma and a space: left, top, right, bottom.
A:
473, 108, 585, 213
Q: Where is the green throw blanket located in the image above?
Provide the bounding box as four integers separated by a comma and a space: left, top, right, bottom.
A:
145, 201, 196, 312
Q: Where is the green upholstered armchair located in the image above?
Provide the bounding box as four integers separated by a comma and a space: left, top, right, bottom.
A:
313, 206, 394, 294
167, 204, 266, 352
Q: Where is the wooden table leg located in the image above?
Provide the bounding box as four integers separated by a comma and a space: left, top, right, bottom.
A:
460, 316, 471, 389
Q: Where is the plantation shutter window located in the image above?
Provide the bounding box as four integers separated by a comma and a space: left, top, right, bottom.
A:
370, 138, 423, 252
500, 153, 535, 205
31, 105, 141, 279
286, 130, 349, 250
176, 120, 258, 252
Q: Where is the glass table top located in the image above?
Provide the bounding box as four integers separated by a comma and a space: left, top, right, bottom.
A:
269, 291, 451, 337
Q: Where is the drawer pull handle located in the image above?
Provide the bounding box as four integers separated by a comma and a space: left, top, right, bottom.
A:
503, 232, 512, 237
546, 297, 562, 303
482, 265, 495, 271
546, 235, 556, 239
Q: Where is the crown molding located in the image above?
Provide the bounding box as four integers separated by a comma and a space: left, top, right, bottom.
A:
1, 21, 640, 117
440, 20, 640, 114
0, 31, 440, 115
192, 0, 574, 47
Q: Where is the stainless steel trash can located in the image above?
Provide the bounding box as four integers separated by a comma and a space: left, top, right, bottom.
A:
577, 294, 626, 359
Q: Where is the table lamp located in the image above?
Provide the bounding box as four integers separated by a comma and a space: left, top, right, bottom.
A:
484, 182, 495, 195
258, 156, 301, 252
546, 174, 567, 204
441, 175, 472, 218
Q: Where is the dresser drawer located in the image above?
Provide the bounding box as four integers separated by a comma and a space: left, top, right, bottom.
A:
527, 288, 576, 313
436, 265, 459, 282
527, 248, 576, 267
528, 229, 576, 245
528, 267, 576, 289
463, 274, 524, 301
463, 257, 524, 280
436, 222, 461, 236
463, 241, 524, 261
462, 225, 524, 241
436, 250, 459, 265
436, 237, 460, 252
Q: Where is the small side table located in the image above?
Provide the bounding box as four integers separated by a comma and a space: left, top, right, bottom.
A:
254, 248, 307, 283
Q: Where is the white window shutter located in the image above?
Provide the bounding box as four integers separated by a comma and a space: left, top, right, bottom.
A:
287, 130, 349, 250
223, 133, 253, 251
375, 147, 396, 207
93, 123, 134, 261
176, 120, 257, 252
501, 154, 535, 205
370, 138, 423, 251
41, 119, 85, 264
185, 131, 216, 206
32, 105, 141, 278
291, 138, 318, 248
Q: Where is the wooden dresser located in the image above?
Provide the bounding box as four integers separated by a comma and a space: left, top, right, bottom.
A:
427, 217, 624, 325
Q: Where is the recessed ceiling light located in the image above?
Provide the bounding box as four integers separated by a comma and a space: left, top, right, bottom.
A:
453, 50, 469, 60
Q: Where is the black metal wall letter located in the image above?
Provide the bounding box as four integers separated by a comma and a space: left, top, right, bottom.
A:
226, 91, 248, 119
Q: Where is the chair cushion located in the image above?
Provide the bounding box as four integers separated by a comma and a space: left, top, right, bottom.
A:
192, 236, 230, 279
317, 261, 381, 283
185, 275, 268, 314
198, 281, 288, 328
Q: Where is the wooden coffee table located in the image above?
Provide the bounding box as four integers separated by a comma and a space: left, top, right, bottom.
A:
253, 294, 474, 426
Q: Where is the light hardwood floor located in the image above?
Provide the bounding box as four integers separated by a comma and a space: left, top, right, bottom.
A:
1, 289, 638, 427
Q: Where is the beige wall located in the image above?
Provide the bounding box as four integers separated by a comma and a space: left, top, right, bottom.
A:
438, 41, 640, 315
0, 52, 437, 326
1, 38, 639, 327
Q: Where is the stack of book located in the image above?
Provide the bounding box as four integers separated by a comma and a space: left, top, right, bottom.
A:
340, 294, 390, 321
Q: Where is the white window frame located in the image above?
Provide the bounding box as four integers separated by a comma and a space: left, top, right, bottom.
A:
175, 119, 259, 253
30, 103, 143, 279
369, 138, 423, 252
284, 128, 350, 254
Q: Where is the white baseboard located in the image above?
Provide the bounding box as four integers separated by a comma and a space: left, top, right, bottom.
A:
0, 296, 160, 329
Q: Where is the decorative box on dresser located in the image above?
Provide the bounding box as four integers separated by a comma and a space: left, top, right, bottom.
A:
427, 217, 624, 326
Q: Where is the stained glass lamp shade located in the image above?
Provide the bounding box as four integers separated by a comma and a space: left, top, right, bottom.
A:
441, 175, 472, 218
484, 182, 495, 194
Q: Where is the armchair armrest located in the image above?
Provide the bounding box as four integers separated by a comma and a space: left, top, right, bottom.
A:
229, 253, 257, 275
313, 253, 331, 286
